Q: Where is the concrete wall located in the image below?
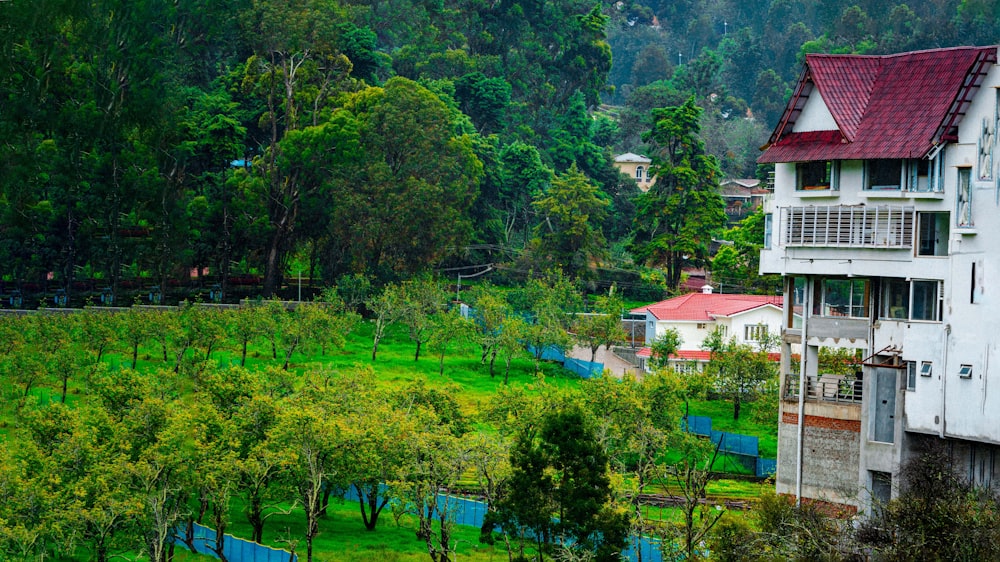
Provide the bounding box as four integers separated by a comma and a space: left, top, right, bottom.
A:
777, 400, 862, 507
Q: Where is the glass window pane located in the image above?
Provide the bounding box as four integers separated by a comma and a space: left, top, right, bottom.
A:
911, 281, 938, 321
883, 279, 910, 319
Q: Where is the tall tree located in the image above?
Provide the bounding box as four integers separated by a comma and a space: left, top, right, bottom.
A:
532, 164, 610, 279
630, 96, 727, 289
323, 77, 482, 281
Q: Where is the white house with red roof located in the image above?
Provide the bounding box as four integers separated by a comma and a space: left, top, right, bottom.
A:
759, 45, 1000, 513
630, 286, 783, 373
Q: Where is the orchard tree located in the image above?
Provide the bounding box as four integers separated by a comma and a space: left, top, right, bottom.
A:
649, 328, 683, 370
703, 328, 779, 421
631, 97, 727, 290
574, 288, 627, 363
397, 276, 447, 362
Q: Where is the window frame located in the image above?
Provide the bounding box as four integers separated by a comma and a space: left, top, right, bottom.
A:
959, 364, 973, 379
916, 212, 949, 257
957, 167, 973, 227
880, 278, 942, 322
865, 159, 904, 191
796, 161, 839, 191
744, 324, 768, 342
819, 278, 868, 318
920, 361, 933, 377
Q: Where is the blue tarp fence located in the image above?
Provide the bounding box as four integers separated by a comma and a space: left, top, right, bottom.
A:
683, 415, 776, 478
342, 485, 664, 561
174, 522, 296, 562
527, 345, 605, 379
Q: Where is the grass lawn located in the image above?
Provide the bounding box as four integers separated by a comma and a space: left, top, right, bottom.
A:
223, 495, 529, 562
1, 307, 780, 561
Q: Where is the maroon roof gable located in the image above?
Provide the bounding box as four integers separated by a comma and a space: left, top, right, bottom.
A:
760, 46, 998, 163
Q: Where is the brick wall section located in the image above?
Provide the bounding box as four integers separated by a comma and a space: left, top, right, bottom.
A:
777, 416, 861, 506
782, 412, 861, 432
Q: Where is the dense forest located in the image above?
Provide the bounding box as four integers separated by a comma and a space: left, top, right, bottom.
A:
2, 0, 999, 301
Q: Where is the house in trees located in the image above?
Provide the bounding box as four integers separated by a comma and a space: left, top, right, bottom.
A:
720, 178, 769, 224
759, 45, 1000, 513
613, 152, 655, 191
631, 286, 782, 373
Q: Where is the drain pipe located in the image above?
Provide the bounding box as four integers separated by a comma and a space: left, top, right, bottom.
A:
940, 324, 950, 438
796, 276, 810, 507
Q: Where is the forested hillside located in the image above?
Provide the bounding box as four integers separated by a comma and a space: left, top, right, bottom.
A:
1, 0, 997, 301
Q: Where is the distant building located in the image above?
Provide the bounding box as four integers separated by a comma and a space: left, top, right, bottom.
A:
720, 178, 769, 224
631, 285, 783, 373
613, 152, 655, 191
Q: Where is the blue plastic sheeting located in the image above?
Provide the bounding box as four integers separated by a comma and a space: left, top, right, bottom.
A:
527, 344, 567, 362
683, 415, 713, 436
709, 431, 759, 458
756, 457, 777, 477
683, 415, 777, 478
564, 357, 604, 378
174, 522, 296, 562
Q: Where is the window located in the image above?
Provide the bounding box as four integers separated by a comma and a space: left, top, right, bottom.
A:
744, 324, 768, 342
959, 364, 973, 379
821, 278, 867, 318
906, 361, 916, 391
635, 166, 644, 180
911, 280, 940, 321
763, 213, 773, 249
917, 212, 949, 256
881, 279, 942, 322
796, 161, 839, 190
866, 159, 903, 190
957, 167, 972, 227
906, 159, 931, 192
920, 361, 933, 377
696, 323, 707, 329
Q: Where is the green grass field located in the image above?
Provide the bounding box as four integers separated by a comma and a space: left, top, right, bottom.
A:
1, 308, 778, 560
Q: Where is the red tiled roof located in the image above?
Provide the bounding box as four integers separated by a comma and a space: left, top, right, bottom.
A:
760, 46, 998, 163
630, 293, 782, 322
636, 347, 780, 362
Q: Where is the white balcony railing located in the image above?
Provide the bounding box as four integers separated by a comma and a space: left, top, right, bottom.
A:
781, 205, 914, 249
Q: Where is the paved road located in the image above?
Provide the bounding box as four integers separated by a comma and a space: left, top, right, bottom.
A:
565, 344, 641, 378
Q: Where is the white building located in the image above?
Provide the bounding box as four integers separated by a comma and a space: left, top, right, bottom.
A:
631, 286, 783, 372
759, 45, 1000, 512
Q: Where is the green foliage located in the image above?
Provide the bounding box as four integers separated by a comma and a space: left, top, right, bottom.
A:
703, 327, 779, 421
649, 327, 683, 369
495, 406, 629, 561
854, 443, 1000, 561
531, 164, 610, 279
631, 96, 727, 290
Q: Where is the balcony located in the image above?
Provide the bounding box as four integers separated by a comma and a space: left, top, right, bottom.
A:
783, 373, 863, 404
781, 205, 914, 249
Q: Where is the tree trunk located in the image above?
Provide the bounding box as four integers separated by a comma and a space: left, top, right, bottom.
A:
132, 343, 139, 369
733, 397, 741, 421
241, 340, 248, 367
414, 340, 421, 361
248, 495, 264, 544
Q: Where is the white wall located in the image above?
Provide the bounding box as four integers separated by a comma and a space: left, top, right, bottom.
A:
792, 89, 838, 132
